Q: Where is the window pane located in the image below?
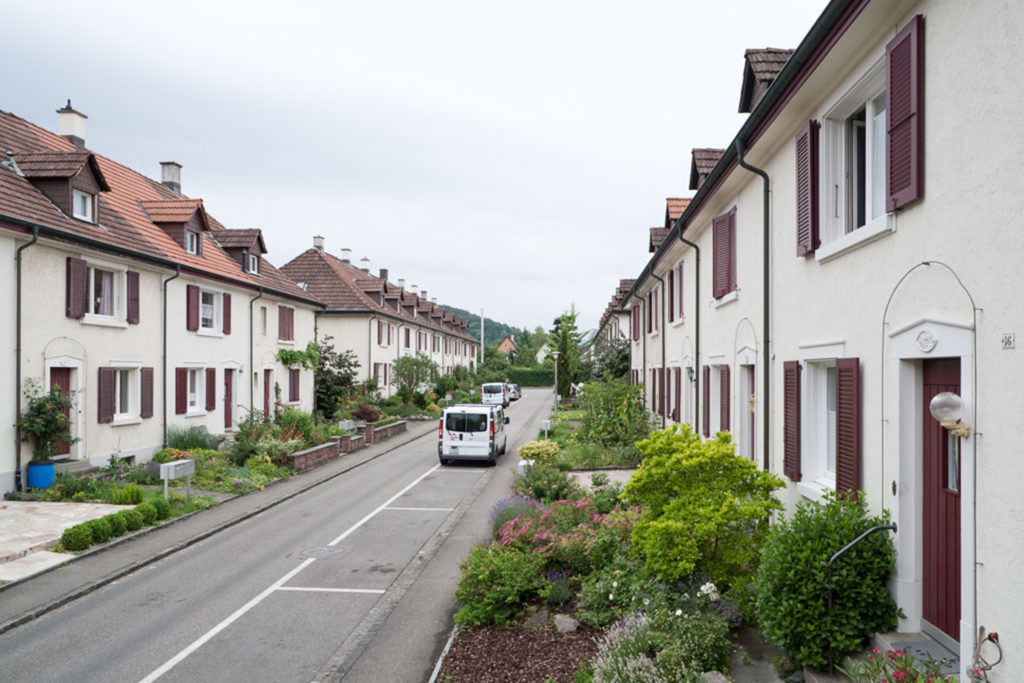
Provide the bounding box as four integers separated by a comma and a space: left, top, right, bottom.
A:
445, 414, 464, 432
201, 292, 215, 328
73, 191, 92, 220
188, 370, 198, 407
117, 370, 130, 414
466, 413, 488, 432
826, 366, 837, 474
847, 109, 866, 232
91, 268, 114, 315
871, 93, 887, 219
946, 432, 960, 492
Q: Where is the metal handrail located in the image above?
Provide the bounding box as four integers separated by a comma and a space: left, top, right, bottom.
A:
827, 522, 898, 674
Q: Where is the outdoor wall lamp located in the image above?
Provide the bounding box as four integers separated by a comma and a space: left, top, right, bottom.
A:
686, 367, 696, 382
929, 391, 972, 438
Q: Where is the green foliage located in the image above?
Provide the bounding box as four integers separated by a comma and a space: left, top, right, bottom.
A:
391, 353, 438, 403
517, 440, 560, 466
506, 367, 554, 386
86, 517, 112, 544
313, 335, 360, 417
136, 502, 158, 525
453, 544, 545, 626
591, 480, 624, 515
578, 380, 651, 448
547, 307, 583, 397
111, 484, 145, 505
578, 554, 654, 628
120, 508, 144, 532
152, 448, 194, 464
541, 571, 574, 606
166, 425, 223, 451
275, 340, 320, 370
105, 513, 126, 537
593, 335, 630, 382
839, 647, 956, 682
60, 524, 93, 552
755, 492, 898, 669
16, 379, 77, 461
151, 497, 171, 520
511, 464, 584, 504
623, 427, 784, 586
489, 496, 545, 536
277, 407, 325, 448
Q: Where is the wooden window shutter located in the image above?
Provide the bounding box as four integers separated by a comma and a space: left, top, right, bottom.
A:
795, 120, 820, 256
205, 368, 216, 411
140, 367, 154, 419
288, 307, 294, 340
783, 361, 801, 482
222, 293, 231, 334
289, 369, 299, 402
677, 262, 684, 319
377, 321, 382, 345
126, 270, 140, 324
186, 285, 199, 331
278, 305, 286, 340
728, 208, 737, 293
632, 305, 640, 340
667, 270, 674, 323
659, 368, 666, 417
712, 213, 731, 298
97, 367, 115, 424
175, 368, 187, 414
702, 365, 711, 437
720, 364, 730, 432
674, 368, 682, 423
835, 357, 861, 497
886, 14, 924, 212
65, 257, 88, 319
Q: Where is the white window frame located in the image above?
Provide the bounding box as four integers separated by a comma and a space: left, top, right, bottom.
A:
817, 57, 894, 262
72, 189, 95, 222
671, 260, 685, 326
797, 340, 845, 500
109, 361, 142, 425
82, 257, 128, 328
249, 254, 259, 273
197, 288, 222, 336
260, 306, 267, 336
185, 231, 199, 255
184, 364, 207, 417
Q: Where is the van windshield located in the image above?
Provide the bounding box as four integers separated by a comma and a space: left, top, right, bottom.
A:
482, 385, 503, 394
446, 412, 488, 432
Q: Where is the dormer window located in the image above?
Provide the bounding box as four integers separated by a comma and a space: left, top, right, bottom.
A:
249, 254, 259, 273
186, 231, 199, 255
73, 190, 95, 222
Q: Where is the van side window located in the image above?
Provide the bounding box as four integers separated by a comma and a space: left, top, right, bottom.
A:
466, 413, 487, 432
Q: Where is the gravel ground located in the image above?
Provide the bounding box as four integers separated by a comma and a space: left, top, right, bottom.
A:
436, 624, 601, 682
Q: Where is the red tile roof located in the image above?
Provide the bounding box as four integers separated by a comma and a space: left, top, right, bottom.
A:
666, 197, 690, 222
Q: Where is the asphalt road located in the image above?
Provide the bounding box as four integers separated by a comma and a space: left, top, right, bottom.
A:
0, 389, 552, 683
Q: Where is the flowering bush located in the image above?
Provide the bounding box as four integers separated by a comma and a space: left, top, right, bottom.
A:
578, 380, 651, 447
489, 495, 545, 535
839, 647, 955, 682
511, 463, 584, 504
453, 544, 545, 627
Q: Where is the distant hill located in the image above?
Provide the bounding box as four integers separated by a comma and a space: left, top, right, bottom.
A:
439, 305, 520, 344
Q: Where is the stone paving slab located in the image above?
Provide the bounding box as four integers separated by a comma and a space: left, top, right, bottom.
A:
0, 550, 75, 582
0, 501, 130, 562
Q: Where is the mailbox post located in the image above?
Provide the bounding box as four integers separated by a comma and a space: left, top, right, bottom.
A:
160, 459, 195, 500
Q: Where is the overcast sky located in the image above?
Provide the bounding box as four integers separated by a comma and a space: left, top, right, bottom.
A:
4, 0, 825, 331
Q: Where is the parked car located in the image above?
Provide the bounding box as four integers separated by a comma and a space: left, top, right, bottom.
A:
508, 384, 521, 401
438, 404, 509, 465
481, 382, 509, 408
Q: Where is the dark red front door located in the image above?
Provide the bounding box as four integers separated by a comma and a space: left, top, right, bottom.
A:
922, 357, 961, 643
263, 369, 272, 417
49, 368, 72, 457
223, 369, 233, 429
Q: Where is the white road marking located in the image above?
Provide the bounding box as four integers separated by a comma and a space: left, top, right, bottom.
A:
384, 506, 454, 512
275, 587, 385, 595
138, 463, 441, 682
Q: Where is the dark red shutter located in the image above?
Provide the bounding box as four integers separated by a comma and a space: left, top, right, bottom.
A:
140, 367, 153, 419
674, 368, 682, 423
175, 367, 187, 414
205, 367, 216, 411
289, 368, 300, 402
659, 368, 666, 417
667, 270, 674, 323
677, 262, 684, 319
886, 14, 924, 212
222, 293, 231, 334
186, 285, 199, 331
632, 305, 640, 341
66, 257, 87, 319
278, 306, 286, 340
728, 208, 737, 293
126, 270, 140, 324
795, 120, 820, 256
712, 212, 731, 298
289, 307, 295, 340
702, 365, 711, 437
720, 364, 730, 432
783, 361, 801, 482
97, 367, 114, 423
835, 357, 861, 497
377, 321, 382, 345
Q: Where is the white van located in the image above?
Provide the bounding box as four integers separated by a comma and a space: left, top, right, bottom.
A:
439, 404, 509, 465
481, 382, 508, 408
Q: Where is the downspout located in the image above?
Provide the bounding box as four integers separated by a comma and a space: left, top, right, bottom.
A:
312, 309, 320, 414
632, 294, 646, 411
735, 139, 771, 472
249, 287, 264, 417
678, 232, 700, 437
651, 271, 667, 429
161, 266, 181, 447
14, 226, 40, 491
368, 315, 376, 387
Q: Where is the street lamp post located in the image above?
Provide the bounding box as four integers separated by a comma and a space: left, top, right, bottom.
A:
552, 350, 560, 415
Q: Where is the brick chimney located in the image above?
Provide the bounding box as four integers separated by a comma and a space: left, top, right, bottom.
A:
56, 100, 87, 150
160, 161, 182, 194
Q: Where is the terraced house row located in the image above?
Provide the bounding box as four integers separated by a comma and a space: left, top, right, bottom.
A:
0, 104, 478, 494
596, 0, 1024, 678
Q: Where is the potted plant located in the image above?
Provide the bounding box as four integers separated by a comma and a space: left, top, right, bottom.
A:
16, 379, 78, 489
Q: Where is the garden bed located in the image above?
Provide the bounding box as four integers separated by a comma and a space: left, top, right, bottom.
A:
438, 623, 600, 682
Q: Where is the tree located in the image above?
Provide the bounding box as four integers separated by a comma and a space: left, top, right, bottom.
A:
594, 335, 630, 381
392, 352, 438, 404
313, 336, 360, 418
547, 306, 582, 398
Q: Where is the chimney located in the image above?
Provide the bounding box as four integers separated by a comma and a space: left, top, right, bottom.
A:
420, 290, 428, 300
341, 248, 352, 263
313, 235, 325, 251
360, 257, 371, 273
379, 268, 389, 282
57, 100, 87, 150
398, 278, 405, 289
431, 297, 437, 304
410, 284, 418, 295
160, 161, 182, 194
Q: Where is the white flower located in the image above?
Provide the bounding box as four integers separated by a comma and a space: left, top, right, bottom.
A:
675, 609, 683, 616
644, 598, 650, 606
612, 581, 618, 588
609, 593, 614, 600
699, 582, 720, 600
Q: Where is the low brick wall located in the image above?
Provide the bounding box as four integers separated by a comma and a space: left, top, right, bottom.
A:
288, 440, 339, 473
372, 420, 407, 442
337, 433, 364, 453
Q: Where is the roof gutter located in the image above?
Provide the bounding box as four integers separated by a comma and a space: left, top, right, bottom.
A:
14, 226, 40, 491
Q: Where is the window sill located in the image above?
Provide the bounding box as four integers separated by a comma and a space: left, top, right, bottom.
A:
712, 290, 738, 308
185, 410, 207, 418
111, 415, 142, 427
796, 479, 835, 503
671, 317, 686, 328
815, 214, 894, 263
278, 339, 295, 346
197, 328, 224, 338
82, 314, 128, 329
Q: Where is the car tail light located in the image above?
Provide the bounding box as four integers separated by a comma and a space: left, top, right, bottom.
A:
490, 419, 495, 439
438, 418, 443, 439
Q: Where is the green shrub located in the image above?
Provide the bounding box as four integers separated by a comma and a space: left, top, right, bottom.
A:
105, 513, 126, 537
152, 448, 192, 464
86, 517, 113, 544
136, 502, 158, 525
622, 427, 783, 586
755, 491, 898, 669
111, 484, 144, 505
150, 497, 170, 520
60, 524, 93, 552
591, 481, 624, 514
167, 424, 223, 451
511, 463, 584, 504
541, 570, 574, 606
517, 440, 560, 466
579, 554, 655, 628
489, 495, 545, 536
590, 613, 703, 683
453, 544, 545, 627
52, 472, 105, 500
278, 407, 326, 448
578, 380, 651, 447
120, 508, 144, 532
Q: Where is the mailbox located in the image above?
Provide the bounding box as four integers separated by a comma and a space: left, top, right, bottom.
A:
159, 459, 194, 500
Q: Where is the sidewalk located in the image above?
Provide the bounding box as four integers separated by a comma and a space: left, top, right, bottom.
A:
0, 420, 437, 635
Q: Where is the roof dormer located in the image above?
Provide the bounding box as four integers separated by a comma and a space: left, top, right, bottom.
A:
140, 198, 210, 256
739, 48, 794, 113
17, 151, 110, 224
665, 197, 690, 229
215, 228, 267, 274
689, 148, 725, 191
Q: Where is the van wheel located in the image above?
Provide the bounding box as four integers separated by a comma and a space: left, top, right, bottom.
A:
439, 458, 448, 466
486, 456, 496, 467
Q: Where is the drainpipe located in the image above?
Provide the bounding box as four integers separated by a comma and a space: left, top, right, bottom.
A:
161, 266, 181, 447
14, 226, 40, 491
651, 271, 667, 429
735, 139, 771, 472
249, 287, 264, 416
677, 232, 700, 437
632, 294, 647, 412
368, 315, 376, 388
